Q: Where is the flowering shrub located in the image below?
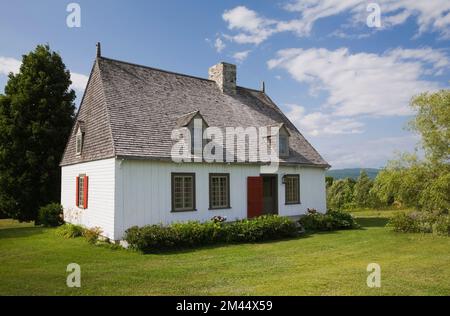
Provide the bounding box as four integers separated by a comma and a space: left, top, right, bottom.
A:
211, 215, 227, 223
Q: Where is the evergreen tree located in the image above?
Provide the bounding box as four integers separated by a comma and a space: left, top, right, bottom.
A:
0, 45, 75, 221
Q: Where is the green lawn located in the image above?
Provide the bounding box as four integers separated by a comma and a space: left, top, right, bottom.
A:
0, 211, 449, 296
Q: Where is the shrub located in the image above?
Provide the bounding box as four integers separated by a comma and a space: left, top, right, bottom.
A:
56, 223, 84, 238
37, 203, 64, 227
125, 215, 299, 252
224, 215, 298, 243
298, 209, 359, 231
433, 215, 450, 236
83, 226, 103, 244
389, 211, 450, 236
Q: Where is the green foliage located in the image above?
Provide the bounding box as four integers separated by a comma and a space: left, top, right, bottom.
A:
55, 223, 84, 238
223, 215, 299, 243
298, 209, 359, 231
409, 90, 450, 164
83, 227, 103, 244
433, 215, 450, 236
125, 215, 299, 252
353, 170, 374, 207
327, 91, 450, 214
371, 152, 450, 212
371, 154, 428, 209
419, 171, 450, 212
37, 203, 64, 227
388, 211, 450, 236
0, 45, 76, 221
371, 90, 450, 213
327, 178, 355, 209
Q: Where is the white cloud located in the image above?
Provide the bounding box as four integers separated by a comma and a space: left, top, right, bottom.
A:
286, 104, 364, 136
0, 57, 21, 75
222, 6, 278, 44
222, 1, 450, 45
0, 56, 88, 93
214, 37, 226, 53
70, 72, 89, 92
322, 135, 421, 168
268, 47, 449, 117
233, 50, 251, 63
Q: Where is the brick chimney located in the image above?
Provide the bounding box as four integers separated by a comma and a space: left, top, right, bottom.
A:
208, 62, 236, 95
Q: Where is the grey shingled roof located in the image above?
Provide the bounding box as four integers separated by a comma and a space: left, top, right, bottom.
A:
60, 56, 329, 168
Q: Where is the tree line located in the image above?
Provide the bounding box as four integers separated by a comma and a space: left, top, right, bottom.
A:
327, 90, 449, 212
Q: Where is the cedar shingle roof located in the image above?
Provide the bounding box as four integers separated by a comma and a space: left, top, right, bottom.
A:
60, 56, 329, 168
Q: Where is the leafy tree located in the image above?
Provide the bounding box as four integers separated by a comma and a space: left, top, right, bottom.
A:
409, 90, 450, 165
419, 169, 450, 212
327, 178, 354, 210
353, 170, 373, 207
0, 45, 75, 221
371, 153, 429, 209
371, 89, 450, 212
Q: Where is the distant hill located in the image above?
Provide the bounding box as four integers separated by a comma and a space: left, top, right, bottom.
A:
326, 168, 380, 180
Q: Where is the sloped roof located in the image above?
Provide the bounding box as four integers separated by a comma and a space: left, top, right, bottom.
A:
60, 56, 329, 168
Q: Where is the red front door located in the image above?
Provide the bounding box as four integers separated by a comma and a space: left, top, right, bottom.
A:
247, 176, 263, 218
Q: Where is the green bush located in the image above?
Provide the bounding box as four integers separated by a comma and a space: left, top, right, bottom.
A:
37, 203, 64, 227
298, 209, 359, 231
389, 211, 450, 236
224, 215, 298, 243
56, 223, 84, 238
125, 215, 299, 252
433, 215, 450, 236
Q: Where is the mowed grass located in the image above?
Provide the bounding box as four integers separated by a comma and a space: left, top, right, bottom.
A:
0, 210, 449, 296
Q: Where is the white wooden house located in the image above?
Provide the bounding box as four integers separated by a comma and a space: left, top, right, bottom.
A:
60, 44, 329, 240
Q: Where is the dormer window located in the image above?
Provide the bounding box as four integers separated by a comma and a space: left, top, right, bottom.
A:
176, 111, 208, 158
266, 123, 290, 158
76, 127, 83, 155
279, 134, 289, 157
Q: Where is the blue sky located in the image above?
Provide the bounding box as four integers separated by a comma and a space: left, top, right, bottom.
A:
1, 0, 449, 168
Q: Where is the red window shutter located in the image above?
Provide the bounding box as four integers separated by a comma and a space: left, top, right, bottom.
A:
247, 176, 263, 218
76, 176, 79, 207
83, 176, 89, 209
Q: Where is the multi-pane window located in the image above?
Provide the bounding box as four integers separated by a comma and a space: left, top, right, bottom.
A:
209, 174, 230, 209
78, 176, 84, 206
172, 173, 196, 211
76, 174, 88, 209
285, 175, 300, 204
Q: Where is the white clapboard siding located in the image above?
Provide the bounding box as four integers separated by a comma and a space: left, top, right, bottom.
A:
61, 158, 116, 239
114, 160, 326, 240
